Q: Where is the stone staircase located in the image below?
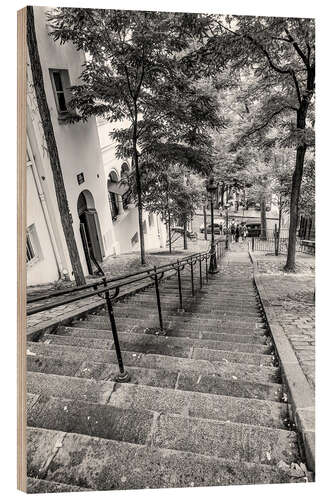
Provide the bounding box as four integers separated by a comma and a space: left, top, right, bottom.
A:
26, 256, 309, 493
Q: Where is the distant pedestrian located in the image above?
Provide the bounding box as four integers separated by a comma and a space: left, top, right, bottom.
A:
241, 225, 247, 241
230, 223, 235, 242
235, 224, 240, 242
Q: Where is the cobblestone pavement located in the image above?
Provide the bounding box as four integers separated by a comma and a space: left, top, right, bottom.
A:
253, 251, 315, 391
27, 237, 210, 332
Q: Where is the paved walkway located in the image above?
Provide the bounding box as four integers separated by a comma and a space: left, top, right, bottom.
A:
252, 251, 315, 391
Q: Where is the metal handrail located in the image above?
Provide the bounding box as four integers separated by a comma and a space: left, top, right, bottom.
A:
27, 249, 208, 304
27, 239, 224, 383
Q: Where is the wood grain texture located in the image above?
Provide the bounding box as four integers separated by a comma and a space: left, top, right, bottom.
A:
17, 6, 27, 493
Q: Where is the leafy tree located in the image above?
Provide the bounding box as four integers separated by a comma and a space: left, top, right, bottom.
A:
185, 15, 315, 271
48, 8, 220, 265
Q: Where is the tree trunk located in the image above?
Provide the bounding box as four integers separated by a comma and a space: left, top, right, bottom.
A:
285, 144, 307, 271
260, 194, 267, 240
221, 182, 225, 208
235, 191, 239, 212
27, 6, 85, 285
277, 195, 283, 255
203, 203, 207, 240
183, 218, 188, 250
132, 103, 146, 265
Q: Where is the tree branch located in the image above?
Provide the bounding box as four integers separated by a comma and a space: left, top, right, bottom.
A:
240, 106, 294, 140
284, 28, 310, 69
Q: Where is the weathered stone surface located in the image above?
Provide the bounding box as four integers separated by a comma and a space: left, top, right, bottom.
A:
27, 353, 82, 377
26, 244, 311, 490
192, 347, 273, 366
27, 372, 115, 405
152, 414, 300, 465
27, 477, 91, 493
109, 383, 288, 429
27, 428, 304, 490
28, 396, 153, 445
177, 372, 282, 402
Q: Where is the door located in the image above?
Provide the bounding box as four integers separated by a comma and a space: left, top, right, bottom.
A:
80, 209, 103, 263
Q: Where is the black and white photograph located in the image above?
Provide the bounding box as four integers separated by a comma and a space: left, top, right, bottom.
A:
17, 2, 316, 494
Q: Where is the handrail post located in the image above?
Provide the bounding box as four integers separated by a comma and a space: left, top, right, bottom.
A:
205, 254, 208, 283
199, 256, 203, 289
176, 259, 184, 312
104, 285, 130, 383
190, 256, 195, 296
154, 266, 166, 335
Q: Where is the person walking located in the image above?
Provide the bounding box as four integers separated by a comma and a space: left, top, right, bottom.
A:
230, 223, 235, 242
235, 224, 240, 243
241, 224, 248, 241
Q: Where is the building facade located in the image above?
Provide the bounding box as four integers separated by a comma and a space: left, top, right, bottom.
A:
97, 118, 166, 255
26, 6, 166, 286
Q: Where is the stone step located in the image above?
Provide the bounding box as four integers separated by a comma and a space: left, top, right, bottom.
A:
40, 334, 274, 366
109, 304, 262, 319
68, 322, 267, 345
78, 315, 264, 331
27, 353, 282, 404
27, 427, 304, 490
125, 298, 260, 310
147, 289, 259, 300
27, 397, 299, 466
27, 354, 179, 389
56, 328, 272, 356
61, 325, 269, 351
192, 347, 273, 366
27, 477, 91, 493
26, 372, 288, 429
27, 344, 280, 384
75, 317, 266, 335
126, 291, 260, 303
175, 371, 282, 402
107, 381, 288, 428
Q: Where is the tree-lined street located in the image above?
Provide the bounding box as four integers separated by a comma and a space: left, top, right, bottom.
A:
25, 6, 316, 493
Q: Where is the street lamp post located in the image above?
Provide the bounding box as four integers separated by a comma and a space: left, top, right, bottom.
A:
225, 202, 230, 250
206, 175, 219, 274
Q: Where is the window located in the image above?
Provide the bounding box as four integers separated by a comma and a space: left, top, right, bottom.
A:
131, 232, 139, 247
26, 233, 35, 262
26, 225, 41, 264
148, 213, 154, 227
143, 221, 147, 234
50, 69, 73, 119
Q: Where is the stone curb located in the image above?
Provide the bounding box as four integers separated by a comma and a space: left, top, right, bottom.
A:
249, 249, 315, 473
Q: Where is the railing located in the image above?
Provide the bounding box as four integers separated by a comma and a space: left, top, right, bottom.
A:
249, 235, 315, 255
27, 239, 224, 383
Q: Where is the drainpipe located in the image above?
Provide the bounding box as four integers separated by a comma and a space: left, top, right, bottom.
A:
27, 138, 64, 279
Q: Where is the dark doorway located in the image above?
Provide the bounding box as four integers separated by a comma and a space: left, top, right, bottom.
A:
77, 190, 104, 274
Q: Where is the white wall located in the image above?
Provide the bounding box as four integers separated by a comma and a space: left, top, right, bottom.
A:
97, 119, 167, 254
26, 164, 59, 285
27, 7, 118, 281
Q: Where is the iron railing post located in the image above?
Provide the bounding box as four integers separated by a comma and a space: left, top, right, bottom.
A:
176, 259, 184, 312
199, 256, 203, 289
190, 256, 195, 296
154, 266, 165, 335
177, 259, 184, 312
205, 254, 208, 283
104, 286, 130, 383
252, 237, 254, 251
